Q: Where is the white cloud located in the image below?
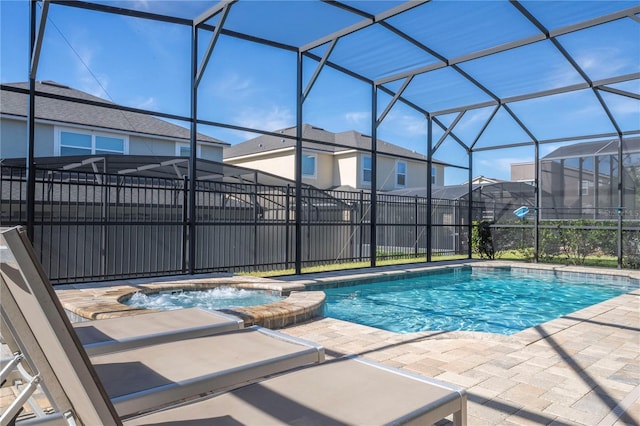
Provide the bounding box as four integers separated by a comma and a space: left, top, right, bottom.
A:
70, 44, 112, 99
235, 105, 294, 136
384, 111, 427, 138
344, 111, 369, 126
211, 73, 254, 99
133, 96, 158, 110
130, 0, 151, 10
577, 48, 629, 76
609, 96, 640, 116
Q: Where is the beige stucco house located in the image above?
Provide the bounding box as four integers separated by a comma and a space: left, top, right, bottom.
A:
223, 124, 444, 191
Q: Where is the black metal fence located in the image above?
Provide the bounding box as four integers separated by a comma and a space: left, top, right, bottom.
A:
1, 165, 471, 284
6, 165, 634, 284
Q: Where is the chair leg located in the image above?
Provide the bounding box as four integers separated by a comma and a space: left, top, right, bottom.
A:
453, 394, 467, 426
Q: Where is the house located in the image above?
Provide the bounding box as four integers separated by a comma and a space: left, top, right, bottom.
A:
511, 138, 639, 219
223, 124, 445, 191
466, 176, 504, 185
0, 81, 229, 161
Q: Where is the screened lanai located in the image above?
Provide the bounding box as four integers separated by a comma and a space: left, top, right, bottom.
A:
1, 0, 639, 282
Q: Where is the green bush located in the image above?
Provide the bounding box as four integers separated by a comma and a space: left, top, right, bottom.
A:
472, 221, 495, 259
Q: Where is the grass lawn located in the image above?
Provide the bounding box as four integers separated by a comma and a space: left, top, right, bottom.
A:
241, 252, 624, 278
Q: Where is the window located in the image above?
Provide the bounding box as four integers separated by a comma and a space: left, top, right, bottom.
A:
302, 154, 316, 177
581, 180, 589, 196
57, 128, 126, 156
431, 166, 437, 185
362, 156, 372, 184
176, 143, 201, 158
396, 161, 406, 187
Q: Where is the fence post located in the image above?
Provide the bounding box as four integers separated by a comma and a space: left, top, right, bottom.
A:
414, 195, 419, 257
359, 190, 364, 262
285, 185, 290, 270
181, 175, 188, 273
253, 177, 258, 271
100, 170, 109, 276
617, 206, 623, 269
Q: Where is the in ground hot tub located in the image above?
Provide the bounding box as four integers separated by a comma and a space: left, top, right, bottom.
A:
123, 287, 285, 311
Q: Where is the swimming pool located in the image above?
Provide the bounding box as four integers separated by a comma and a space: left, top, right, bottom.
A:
322, 267, 638, 335
124, 287, 284, 311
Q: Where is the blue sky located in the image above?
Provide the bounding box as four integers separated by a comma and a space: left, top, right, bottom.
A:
1, 0, 638, 184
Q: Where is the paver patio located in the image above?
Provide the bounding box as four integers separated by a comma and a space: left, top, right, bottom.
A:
281, 265, 639, 425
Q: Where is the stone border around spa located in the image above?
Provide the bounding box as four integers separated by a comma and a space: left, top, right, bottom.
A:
55, 274, 325, 330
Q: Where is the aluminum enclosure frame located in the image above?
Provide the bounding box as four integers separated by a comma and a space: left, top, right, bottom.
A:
21, 0, 640, 272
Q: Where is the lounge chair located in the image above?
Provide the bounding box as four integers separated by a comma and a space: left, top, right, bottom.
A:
1, 226, 324, 418
1, 225, 467, 425
74, 307, 243, 356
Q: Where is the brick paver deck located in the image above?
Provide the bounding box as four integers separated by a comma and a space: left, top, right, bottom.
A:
279, 263, 640, 425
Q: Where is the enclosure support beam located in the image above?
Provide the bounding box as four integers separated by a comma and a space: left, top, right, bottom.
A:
617, 135, 623, 269
469, 106, 499, 151
592, 88, 625, 269
598, 86, 640, 101
195, 3, 232, 88
26, 0, 42, 241
295, 51, 303, 275
188, 22, 199, 275
370, 84, 378, 267
377, 76, 413, 126
433, 111, 466, 153
468, 150, 473, 259
29, 0, 48, 80
534, 141, 540, 263
302, 38, 337, 103
426, 115, 433, 263
194, 0, 235, 27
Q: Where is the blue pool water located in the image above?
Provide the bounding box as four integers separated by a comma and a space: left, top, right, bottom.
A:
125, 287, 284, 311
323, 268, 637, 335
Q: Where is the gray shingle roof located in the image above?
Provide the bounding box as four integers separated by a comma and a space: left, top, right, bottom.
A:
223, 123, 435, 162
388, 181, 539, 201
542, 137, 639, 160
1, 81, 228, 146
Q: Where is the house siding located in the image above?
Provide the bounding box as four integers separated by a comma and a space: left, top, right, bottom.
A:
0, 117, 224, 161
405, 161, 428, 189
511, 162, 535, 182
1, 118, 54, 158
201, 145, 223, 162
226, 151, 296, 181
335, 155, 358, 188
313, 152, 334, 188
129, 135, 173, 156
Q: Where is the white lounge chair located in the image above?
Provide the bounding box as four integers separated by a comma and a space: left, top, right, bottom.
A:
1, 226, 467, 425
74, 307, 243, 356
1, 226, 323, 419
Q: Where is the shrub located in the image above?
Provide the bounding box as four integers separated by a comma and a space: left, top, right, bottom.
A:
472, 221, 495, 259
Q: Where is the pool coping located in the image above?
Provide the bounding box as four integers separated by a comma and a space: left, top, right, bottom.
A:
55, 260, 639, 336
55, 274, 325, 329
